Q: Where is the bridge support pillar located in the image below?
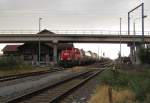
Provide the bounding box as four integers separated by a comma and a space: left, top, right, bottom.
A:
130, 45, 135, 64
128, 43, 142, 64
135, 44, 142, 64
53, 40, 58, 65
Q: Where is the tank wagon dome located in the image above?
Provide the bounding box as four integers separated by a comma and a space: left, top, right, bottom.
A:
93, 53, 97, 58
80, 49, 85, 55
85, 51, 92, 57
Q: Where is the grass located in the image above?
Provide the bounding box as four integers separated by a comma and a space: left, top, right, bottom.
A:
0, 64, 93, 77
88, 85, 135, 103
65, 65, 93, 73
0, 55, 51, 76
89, 66, 150, 103
0, 66, 50, 76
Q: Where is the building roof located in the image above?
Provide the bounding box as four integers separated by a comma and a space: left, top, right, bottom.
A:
37, 29, 55, 35
2, 45, 21, 52
2, 43, 73, 52
2, 29, 73, 53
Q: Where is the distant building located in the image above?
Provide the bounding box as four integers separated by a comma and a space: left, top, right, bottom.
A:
2, 29, 74, 65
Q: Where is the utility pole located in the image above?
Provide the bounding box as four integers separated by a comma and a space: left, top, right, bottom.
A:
133, 21, 136, 63
119, 18, 122, 64
128, 13, 130, 35
142, 3, 144, 44
38, 17, 42, 65
98, 46, 100, 60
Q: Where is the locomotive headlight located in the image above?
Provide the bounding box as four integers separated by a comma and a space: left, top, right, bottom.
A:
67, 57, 71, 60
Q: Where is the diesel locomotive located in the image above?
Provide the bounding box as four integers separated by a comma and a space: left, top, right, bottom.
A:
59, 48, 100, 67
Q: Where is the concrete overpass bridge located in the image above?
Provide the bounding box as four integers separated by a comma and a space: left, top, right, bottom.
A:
0, 34, 150, 43
0, 30, 150, 64
0, 30, 150, 43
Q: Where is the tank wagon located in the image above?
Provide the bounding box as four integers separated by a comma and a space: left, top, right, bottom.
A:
59, 48, 100, 67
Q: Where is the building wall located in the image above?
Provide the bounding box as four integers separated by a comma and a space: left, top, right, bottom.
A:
18, 43, 53, 65
3, 42, 74, 65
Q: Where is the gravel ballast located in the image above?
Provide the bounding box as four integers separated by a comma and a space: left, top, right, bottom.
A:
0, 70, 83, 102
60, 68, 106, 103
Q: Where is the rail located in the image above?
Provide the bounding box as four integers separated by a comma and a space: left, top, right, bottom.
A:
6, 70, 105, 103
0, 62, 111, 103
0, 68, 63, 82
5, 70, 92, 103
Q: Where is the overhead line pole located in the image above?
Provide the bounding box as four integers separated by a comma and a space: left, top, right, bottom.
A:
142, 3, 144, 44
128, 12, 130, 35
120, 18, 122, 64
128, 3, 143, 35
128, 3, 145, 44
133, 20, 136, 63
38, 18, 42, 65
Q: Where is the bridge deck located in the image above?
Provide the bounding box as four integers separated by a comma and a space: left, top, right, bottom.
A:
0, 34, 149, 43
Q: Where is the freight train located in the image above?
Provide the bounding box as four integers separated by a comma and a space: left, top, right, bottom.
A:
59, 48, 100, 67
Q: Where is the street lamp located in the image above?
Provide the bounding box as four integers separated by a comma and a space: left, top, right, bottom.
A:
38, 18, 42, 65
39, 18, 42, 32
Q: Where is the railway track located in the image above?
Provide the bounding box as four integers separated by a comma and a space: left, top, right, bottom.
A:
5, 69, 104, 103
0, 60, 112, 83
0, 68, 63, 82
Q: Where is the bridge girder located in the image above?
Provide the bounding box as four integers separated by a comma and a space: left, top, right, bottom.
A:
0, 34, 150, 44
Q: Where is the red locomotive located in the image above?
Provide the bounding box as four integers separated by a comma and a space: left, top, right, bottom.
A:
59, 48, 99, 67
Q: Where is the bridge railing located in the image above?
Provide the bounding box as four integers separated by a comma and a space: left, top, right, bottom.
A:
0, 30, 150, 35
0, 30, 37, 34
53, 30, 125, 35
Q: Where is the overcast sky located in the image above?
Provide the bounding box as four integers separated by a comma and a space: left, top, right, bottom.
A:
0, 0, 150, 59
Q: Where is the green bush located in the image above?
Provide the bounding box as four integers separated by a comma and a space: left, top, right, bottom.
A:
129, 77, 150, 102
0, 55, 25, 69
138, 48, 150, 64
101, 70, 129, 89
101, 70, 150, 102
